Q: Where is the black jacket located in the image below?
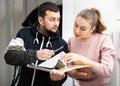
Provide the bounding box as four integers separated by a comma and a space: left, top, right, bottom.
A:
4, 21, 69, 86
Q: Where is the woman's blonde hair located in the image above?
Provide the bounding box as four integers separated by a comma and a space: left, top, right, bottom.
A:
77, 8, 106, 34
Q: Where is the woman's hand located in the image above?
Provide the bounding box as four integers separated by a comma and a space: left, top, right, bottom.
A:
68, 68, 98, 81
61, 53, 95, 68
67, 67, 91, 78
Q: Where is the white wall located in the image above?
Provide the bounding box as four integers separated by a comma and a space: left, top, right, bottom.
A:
63, 0, 117, 42
0, 0, 120, 86
63, 0, 119, 86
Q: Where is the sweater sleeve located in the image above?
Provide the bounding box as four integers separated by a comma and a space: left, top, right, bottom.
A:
93, 36, 116, 77
4, 37, 37, 66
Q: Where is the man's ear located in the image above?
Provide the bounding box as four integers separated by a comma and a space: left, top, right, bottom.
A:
38, 17, 44, 25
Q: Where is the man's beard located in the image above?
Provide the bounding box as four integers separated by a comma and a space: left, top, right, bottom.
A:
44, 26, 56, 35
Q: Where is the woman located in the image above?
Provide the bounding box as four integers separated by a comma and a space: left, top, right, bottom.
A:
61, 8, 116, 86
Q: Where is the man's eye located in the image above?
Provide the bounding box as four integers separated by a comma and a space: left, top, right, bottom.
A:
57, 18, 60, 22
50, 18, 54, 21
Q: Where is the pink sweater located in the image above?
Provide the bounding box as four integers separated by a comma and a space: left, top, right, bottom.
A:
68, 33, 116, 86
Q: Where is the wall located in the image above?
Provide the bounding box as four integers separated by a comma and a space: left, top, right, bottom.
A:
0, 0, 24, 86
63, 0, 119, 86
63, 0, 117, 41
0, 0, 119, 86
116, 0, 120, 85
0, 0, 62, 86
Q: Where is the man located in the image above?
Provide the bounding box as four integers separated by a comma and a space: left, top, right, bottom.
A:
4, 2, 68, 86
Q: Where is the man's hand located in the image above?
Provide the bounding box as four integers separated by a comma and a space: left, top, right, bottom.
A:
36, 49, 54, 60
50, 69, 65, 81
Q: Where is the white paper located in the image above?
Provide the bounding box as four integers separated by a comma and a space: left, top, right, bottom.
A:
38, 51, 65, 68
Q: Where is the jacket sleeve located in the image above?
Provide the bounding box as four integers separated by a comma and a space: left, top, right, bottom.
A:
4, 37, 37, 66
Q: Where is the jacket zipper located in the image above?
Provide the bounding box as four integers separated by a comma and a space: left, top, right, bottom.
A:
31, 36, 45, 86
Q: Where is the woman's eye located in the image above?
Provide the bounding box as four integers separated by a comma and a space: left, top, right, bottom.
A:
74, 24, 78, 27
80, 27, 86, 31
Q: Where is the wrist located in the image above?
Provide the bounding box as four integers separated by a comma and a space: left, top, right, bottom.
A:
36, 50, 40, 60
89, 61, 95, 70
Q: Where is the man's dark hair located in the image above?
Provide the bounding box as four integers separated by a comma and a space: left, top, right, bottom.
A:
38, 2, 60, 18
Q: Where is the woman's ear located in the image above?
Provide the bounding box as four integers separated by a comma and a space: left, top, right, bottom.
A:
91, 26, 96, 33
38, 17, 44, 25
